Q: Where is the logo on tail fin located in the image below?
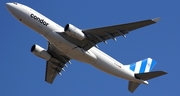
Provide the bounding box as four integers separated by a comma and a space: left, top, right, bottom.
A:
127, 58, 156, 73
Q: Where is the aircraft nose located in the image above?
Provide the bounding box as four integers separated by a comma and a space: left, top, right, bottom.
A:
6, 3, 12, 8
6, 2, 22, 19
6, 3, 14, 12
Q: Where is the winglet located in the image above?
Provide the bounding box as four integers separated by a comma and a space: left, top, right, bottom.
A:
152, 17, 160, 23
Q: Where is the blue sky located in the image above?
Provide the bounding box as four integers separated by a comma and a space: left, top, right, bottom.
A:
1, 0, 179, 95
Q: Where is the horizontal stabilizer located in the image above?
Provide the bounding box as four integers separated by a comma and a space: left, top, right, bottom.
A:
135, 71, 167, 80
128, 81, 140, 93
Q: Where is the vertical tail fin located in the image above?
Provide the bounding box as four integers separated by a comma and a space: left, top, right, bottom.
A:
126, 58, 156, 73
128, 81, 140, 93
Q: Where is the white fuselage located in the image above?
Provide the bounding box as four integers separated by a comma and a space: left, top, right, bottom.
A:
6, 2, 147, 84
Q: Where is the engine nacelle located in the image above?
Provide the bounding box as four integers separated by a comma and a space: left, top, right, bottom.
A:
31, 44, 51, 61
64, 24, 86, 40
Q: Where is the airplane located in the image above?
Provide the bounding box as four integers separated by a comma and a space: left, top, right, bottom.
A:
6, 2, 167, 93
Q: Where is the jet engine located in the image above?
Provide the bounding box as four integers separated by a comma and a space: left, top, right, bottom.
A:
31, 44, 51, 61
64, 24, 86, 40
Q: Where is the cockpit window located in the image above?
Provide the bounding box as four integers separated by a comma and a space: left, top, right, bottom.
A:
13, 2, 17, 5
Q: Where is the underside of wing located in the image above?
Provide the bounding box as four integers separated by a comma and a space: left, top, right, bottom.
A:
45, 61, 60, 84
82, 18, 160, 49
59, 18, 160, 51
45, 42, 70, 84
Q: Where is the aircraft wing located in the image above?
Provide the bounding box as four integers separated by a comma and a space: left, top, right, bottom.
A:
59, 18, 160, 51
45, 43, 70, 84
82, 18, 160, 50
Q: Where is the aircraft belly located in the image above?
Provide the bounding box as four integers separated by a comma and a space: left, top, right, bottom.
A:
44, 31, 97, 64
89, 47, 135, 80
43, 30, 135, 81
44, 30, 135, 81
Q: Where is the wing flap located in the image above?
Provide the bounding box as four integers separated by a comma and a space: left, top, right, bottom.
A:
45, 42, 70, 84
45, 61, 59, 84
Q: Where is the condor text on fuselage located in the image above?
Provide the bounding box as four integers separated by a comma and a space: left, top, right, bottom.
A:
30, 14, 49, 26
